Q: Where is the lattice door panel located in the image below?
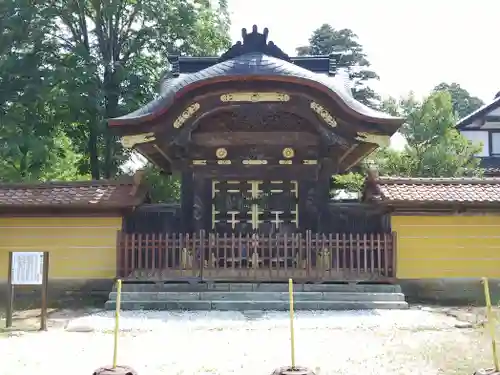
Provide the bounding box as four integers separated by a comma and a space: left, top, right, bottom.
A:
260, 180, 298, 232
212, 180, 252, 233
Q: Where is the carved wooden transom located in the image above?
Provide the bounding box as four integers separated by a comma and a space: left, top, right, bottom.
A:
196, 110, 315, 133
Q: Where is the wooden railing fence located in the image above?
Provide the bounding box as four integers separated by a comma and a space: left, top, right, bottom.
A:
116, 231, 396, 282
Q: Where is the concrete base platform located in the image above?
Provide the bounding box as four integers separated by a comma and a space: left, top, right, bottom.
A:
105, 300, 408, 311
106, 282, 408, 311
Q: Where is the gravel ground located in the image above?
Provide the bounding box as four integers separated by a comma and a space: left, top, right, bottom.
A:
0, 309, 494, 375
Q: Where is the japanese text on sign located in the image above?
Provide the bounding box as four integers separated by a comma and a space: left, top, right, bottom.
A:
11, 252, 44, 285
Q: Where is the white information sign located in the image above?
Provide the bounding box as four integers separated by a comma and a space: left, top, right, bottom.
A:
11, 252, 44, 285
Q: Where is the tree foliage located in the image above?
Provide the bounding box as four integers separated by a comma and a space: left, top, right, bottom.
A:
142, 164, 181, 203
0, 1, 83, 181
296, 24, 379, 106
433, 82, 484, 120
332, 172, 366, 198
375, 91, 482, 177
334, 90, 483, 193
49, 0, 231, 179
1, 0, 231, 185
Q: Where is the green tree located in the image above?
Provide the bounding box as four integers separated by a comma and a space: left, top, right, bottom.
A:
334, 91, 483, 193
375, 91, 482, 177
332, 172, 366, 197
49, 0, 231, 179
0, 0, 82, 182
142, 164, 181, 203
433, 82, 484, 119
296, 24, 379, 106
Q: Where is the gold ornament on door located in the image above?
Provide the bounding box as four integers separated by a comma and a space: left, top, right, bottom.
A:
282, 147, 295, 159
216, 148, 228, 159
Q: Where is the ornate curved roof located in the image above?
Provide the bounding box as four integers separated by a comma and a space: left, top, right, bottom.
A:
109, 26, 402, 127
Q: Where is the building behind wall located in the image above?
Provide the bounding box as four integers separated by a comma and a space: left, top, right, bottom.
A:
457, 92, 500, 176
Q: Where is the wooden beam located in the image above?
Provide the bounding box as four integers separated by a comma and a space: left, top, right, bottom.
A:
337, 144, 358, 166
343, 144, 378, 170
182, 164, 320, 179
191, 132, 319, 146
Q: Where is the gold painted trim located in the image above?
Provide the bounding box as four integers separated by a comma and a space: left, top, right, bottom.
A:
249, 204, 263, 229
355, 132, 391, 147
303, 159, 318, 165
291, 203, 299, 228
173, 103, 200, 129
270, 211, 284, 228
310, 102, 337, 127
291, 181, 298, 198
192, 159, 207, 165
212, 180, 219, 199
220, 92, 290, 103
121, 132, 155, 148
279, 160, 292, 165
217, 160, 231, 165
211, 204, 219, 229
243, 160, 268, 165
227, 211, 240, 230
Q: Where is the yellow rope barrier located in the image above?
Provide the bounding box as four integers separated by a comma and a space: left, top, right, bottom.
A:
112, 279, 122, 369
482, 277, 499, 372
289, 278, 296, 370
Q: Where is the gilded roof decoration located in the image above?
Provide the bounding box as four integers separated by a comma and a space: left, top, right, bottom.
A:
220, 92, 290, 103
173, 103, 200, 129
310, 102, 337, 127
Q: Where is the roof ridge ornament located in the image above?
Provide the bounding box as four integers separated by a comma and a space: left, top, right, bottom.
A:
218, 25, 291, 63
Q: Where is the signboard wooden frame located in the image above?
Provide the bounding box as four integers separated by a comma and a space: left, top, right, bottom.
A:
5, 251, 49, 330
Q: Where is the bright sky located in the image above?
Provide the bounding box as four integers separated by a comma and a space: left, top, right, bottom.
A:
228, 0, 500, 102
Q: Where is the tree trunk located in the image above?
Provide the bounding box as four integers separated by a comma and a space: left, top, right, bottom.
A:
89, 123, 100, 180
103, 69, 119, 179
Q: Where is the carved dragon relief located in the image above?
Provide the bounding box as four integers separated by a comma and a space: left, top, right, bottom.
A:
355, 132, 391, 148
193, 195, 204, 222
121, 132, 156, 148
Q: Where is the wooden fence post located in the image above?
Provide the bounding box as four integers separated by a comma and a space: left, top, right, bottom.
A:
391, 231, 398, 278
115, 231, 123, 278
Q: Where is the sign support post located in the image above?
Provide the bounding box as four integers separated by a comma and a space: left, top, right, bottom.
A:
40, 252, 49, 331
5, 252, 49, 330
6, 251, 13, 328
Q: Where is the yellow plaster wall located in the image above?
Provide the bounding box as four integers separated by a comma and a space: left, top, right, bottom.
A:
392, 215, 500, 279
0, 217, 122, 280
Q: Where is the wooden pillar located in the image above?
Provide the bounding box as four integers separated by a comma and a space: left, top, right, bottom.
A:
316, 159, 332, 233
315, 175, 331, 233
192, 173, 212, 232
298, 180, 317, 232
180, 171, 194, 233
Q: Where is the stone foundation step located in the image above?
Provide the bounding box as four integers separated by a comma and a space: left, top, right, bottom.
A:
117, 282, 402, 294
104, 300, 408, 311
108, 291, 405, 302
